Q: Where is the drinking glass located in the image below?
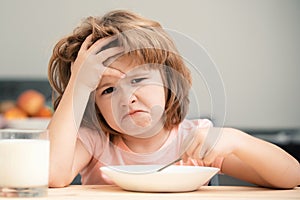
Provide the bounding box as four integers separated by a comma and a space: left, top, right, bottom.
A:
0, 129, 49, 197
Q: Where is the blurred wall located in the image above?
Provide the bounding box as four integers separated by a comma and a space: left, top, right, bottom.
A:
0, 0, 299, 129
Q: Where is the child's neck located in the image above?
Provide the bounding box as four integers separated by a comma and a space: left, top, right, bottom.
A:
121, 128, 171, 154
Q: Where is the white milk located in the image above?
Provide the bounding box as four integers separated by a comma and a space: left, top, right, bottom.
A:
0, 139, 49, 188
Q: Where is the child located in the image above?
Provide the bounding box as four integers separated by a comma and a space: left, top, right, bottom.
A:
47, 10, 300, 188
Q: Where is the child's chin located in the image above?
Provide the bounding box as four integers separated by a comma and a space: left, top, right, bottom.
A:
120, 116, 152, 130
121, 126, 160, 139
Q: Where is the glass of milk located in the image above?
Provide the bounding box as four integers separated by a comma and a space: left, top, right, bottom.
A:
0, 129, 49, 197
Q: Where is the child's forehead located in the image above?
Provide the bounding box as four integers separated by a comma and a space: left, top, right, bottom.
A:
98, 61, 161, 89
110, 54, 153, 73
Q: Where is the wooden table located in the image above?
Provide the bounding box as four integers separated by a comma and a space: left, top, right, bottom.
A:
1, 185, 299, 200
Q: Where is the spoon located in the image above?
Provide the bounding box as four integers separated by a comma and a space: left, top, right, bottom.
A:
156, 130, 195, 172
156, 157, 182, 172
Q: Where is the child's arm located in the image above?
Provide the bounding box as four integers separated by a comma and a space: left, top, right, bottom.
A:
185, 128, 300, 188
47, 75, 92, 187
221, 129, 300, 188
48, 35, 124, 187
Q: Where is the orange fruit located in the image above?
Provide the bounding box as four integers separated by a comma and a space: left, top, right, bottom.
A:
34, 106, 53, 118
3, 107, 28, 119
17, 90, 45, 116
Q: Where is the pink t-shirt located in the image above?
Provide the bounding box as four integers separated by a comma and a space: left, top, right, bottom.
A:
78, 119, 223, 185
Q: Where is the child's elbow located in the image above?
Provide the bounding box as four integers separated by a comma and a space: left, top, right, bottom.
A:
284, 162, 300, 189
284, 174, 300, 189
48, 172, 73, 188
270, 181, 299, 190
271, 165, 300, 189
48, 177, 71, 188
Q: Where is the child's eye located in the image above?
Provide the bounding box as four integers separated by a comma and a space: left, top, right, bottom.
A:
131, 78, 146, 84
102, 87, 116, 95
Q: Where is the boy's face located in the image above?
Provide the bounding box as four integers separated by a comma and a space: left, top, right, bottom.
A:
95, 55, 166, 138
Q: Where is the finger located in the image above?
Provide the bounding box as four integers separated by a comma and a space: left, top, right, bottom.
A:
103, 52, 125, 67
202, 150, 218, 166
80, 35, 93, 52
88, 36, 118, 54
97, 46, 124, 63
181, 153, 189, 163
102, 66, 125, 79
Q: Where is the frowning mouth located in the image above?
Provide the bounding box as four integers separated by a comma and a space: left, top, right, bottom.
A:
123, 110, 147, 119
129, 110, 147, 115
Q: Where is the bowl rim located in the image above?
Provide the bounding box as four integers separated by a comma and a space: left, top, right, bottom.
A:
100, 165, 220, 175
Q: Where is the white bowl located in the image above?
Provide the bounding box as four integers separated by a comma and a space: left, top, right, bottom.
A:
6, 118, 50, 129
100, 165, 219, 192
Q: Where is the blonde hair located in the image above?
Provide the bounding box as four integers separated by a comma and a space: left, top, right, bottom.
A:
48, 10, 192, 135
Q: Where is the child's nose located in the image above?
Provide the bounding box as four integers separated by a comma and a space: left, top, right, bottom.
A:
117, 86, 137, 106
128, 94, 137, 104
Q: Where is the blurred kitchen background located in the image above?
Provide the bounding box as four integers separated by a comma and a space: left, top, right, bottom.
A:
0, 0, 299, 185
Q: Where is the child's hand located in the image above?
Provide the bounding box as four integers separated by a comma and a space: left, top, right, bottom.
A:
70, 35, 125, 92
182, 128, 239, 166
